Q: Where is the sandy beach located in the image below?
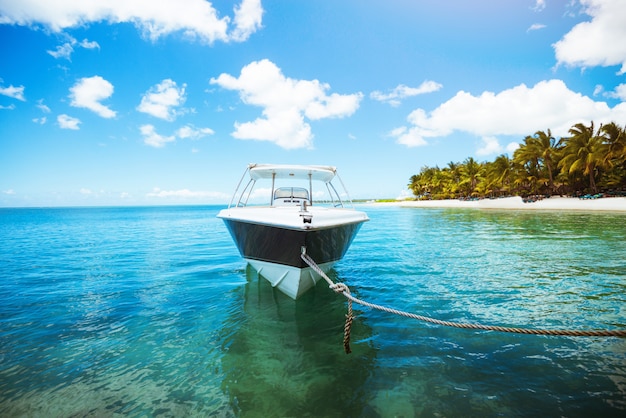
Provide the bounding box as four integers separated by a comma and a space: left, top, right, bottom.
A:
373, 196, 626, 212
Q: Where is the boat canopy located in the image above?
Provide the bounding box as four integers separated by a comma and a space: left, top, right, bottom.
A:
227, 163, 354, 208
248, 164, 336, 183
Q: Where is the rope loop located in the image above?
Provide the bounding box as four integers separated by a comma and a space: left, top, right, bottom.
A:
331, 282, 349, 294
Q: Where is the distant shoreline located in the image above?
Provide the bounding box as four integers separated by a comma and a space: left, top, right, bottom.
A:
370, 196, 626, 212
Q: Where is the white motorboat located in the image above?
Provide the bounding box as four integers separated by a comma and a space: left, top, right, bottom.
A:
217, 163, 369, 299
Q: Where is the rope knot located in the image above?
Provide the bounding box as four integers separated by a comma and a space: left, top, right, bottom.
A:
331, 282, 349, 294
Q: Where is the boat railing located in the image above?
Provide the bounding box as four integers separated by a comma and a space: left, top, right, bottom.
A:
227, 165, 356, 209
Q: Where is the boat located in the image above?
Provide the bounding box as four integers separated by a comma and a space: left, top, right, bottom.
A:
217, 163, 369, 299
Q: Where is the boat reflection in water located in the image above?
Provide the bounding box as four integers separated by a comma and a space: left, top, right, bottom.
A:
219, 265, 377, 417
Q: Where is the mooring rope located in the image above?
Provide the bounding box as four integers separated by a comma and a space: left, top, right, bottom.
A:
300, 251, 626, 353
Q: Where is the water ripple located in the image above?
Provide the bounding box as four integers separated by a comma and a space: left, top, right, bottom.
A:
1, 206, 624, 416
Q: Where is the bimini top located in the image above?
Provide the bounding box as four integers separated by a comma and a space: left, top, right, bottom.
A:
248, 164, 336, 183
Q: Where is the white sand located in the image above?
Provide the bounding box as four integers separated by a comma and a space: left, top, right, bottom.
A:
372, 196, 626, 212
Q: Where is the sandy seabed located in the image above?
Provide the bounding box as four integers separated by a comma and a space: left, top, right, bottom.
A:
373, 196, 626, 212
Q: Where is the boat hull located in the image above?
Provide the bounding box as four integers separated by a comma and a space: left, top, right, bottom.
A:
246, 259, 335, 299
220, 218, 365, 299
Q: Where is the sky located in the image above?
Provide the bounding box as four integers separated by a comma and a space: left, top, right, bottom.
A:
1, 0, 626, 207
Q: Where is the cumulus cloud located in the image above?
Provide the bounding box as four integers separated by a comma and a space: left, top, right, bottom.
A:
69, 76, 116, 118
141, 124, 214, 147
36, 99, 51, 113
606, 83, 626, 100
176, 125, 214, 139
140, 124, 175, 148
231, 0, 264, 42
391, 79, 626, 150
476, 136, 503, 156
80, 39, 100, 49
0, 0, 263, 44
554, 0, 626, 74
47, 43, 74, 60
47, 37, 100, 60
0, 84, 26, 101
147, 187, 229, 200
506, 142, 520, 153
137, 79, 186, 121
210, 59, 362, 149
371, 81, 442, 107
58, 114, 81, 129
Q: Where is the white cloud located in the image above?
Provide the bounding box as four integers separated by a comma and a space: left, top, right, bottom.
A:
506, 142, 520, 153
147, 187, 229, 200
140, 124, 175, 148
47, 37, 100, 60
80, 188, 92, 195
606, 83, 626, 100
231, 0, 263, 42
532, 0, 546, 12
0, 0, 263, 44
391, 79, 626, 148
176, 125, 214, 139
47, 42, 74, 60
371, 81, 442, 107
3, 189, 16, 195
69, 76, 116, 118
593, 84, 604, 96
58, 114, 81, 129
32, 116, 47, 124
137, 79, 186, 121
389, 126, 428, 148
476, 136, 503, 156
527, 23, 546, 32
210, 59, 362, 149
79, 39, 100, 49
0, 84, 26, 101
140, 124, 213, 148
36, 99, 51, 113
0, 104, 16, 110
554, 0, 626, 74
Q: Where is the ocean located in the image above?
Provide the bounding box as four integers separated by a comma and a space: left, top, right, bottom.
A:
0, 205, 624, 417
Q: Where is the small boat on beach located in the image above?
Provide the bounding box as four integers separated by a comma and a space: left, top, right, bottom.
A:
217, 163, 369, 299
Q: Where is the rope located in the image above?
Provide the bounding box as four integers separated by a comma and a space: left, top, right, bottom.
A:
300, 252, 626, 345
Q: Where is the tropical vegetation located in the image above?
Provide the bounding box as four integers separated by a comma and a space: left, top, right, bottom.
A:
408, 121, 626, 199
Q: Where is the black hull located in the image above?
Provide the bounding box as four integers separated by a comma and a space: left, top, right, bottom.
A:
222, 219, 364, 268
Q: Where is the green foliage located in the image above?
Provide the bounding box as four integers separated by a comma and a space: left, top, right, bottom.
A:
408, 121, 626, 199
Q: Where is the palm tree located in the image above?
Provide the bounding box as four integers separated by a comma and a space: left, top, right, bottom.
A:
513, 136, 541, 194
559, 122, 605, 193
459, 157, 483, 197
444, 161, 462, 198
599, 122, 626, 190
485, 154, 514, 196
407, 120, 625, 198
601, 122, 626, 167
532, 129, 561, 193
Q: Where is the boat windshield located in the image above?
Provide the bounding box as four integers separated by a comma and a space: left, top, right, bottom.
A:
274, 187, 309, 200
273, 187, 310, 206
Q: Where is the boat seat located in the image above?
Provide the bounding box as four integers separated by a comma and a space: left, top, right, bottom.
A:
273, 187, 310, 206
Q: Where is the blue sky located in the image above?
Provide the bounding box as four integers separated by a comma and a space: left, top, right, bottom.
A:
1, 0, 625, 207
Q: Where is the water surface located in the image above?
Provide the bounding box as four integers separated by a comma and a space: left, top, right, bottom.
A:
1, 206, 624, 416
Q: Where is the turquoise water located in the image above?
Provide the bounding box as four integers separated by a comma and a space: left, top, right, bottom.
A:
1, 205, 625, 417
